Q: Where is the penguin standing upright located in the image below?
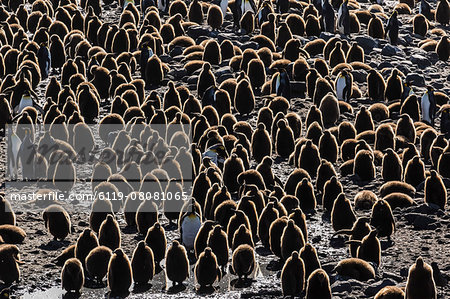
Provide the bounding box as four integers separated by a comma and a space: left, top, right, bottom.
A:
277, 0, 290, 13
7, 127, 21, 180
385, 10, 399, 45
179, 208, 202, 252
421, 86, 436, 126
335, 69, 352, 102
272, 69, 291, 101
220, 0, 229, 17
322, 0, 335, 33
233, 0, 257, 28
140, 43, 153, 81
158, 0, 170, 14
440, 104, 450, 138
18, 128, 36, 181
337, 0, 350, 36
420, 0, 434, 21
38, 42, 51, 80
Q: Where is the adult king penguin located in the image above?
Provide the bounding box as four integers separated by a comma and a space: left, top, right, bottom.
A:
38, 42, 51, 80
335, 70, 352, 102
386, 10, 399, 45
7, 127, 21, 180
337, 0, 350, 36
272, 69, 291, 101
322, 0, 335, 33
421, 86, 436, 126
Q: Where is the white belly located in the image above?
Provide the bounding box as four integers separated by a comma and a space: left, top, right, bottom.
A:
220, 0, 228, 15
242, 1, 254, 14
337, 7, 344, 34
15, 97, 33, 114
181, 217, 201, 250
336, 76, 346, 100
421, 95, 431, 123
275, 75, 281, 93
158, 0, 165, 11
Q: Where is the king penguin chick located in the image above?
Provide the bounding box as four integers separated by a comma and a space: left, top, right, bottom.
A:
166, 240, 190, 287
144, 222, 166, 272
131, 241, 155, 285
306, 269, 332, 299
61, 258, 84, 294
405, 257, 437, 299
85, 246, 112, 284
424, 170, 447, 210
194, 247, 220, 289
232, 244, 255, 281
281, 251, 305, 297
98, 214, 121, 251
107, 248, 132, 296
42, 204, 71, 241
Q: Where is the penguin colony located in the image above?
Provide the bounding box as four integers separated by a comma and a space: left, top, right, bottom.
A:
0, 0, 448, 297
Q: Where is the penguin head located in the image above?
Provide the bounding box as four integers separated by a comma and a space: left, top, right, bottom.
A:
172, 240, 181, 247
137, 240, 146, 250
415, 256, 424, 268
114, 248, 124, 257
290, 251, 299, 260
262, 156, 273, 166
204, 247, 212, 256
426, 85, 434, 94
391, 10, 398, 18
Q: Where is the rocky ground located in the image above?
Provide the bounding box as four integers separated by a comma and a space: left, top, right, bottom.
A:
0, 0, 450, 298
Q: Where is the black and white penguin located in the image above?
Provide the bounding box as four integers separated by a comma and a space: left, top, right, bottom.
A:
420, 0, 434, 21
179, 208, 202, 252
421, 86, 436, 126
322, 0, 335, 33
335, 69, 352, 102
38, 42, 51, 80
233, 0, 257, 28
7, 127, 21, 180
18, 128, 36, 181
140, 43, 154, 81
13, 90, 43, 115
272, 68, 291, 101
337, 0, 350, 36
385, 10, 399, 45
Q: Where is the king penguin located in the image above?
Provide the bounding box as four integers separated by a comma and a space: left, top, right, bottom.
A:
272, 68, 291, 101
179, 207, 202, 252
337, 0, 350, 36
420, 0, 434, 21
14, 90, 43, 116
385, 10, 399, 45
18, 128, 36, 181
7, 126, 21, 180
38, 42, 51, 80
322, 0, 335, 33
421, 86, 436, 126
140, 43, 154, 81
335, 69, 352, 102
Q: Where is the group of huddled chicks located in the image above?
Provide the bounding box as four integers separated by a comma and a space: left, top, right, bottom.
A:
0, 0, 449, 298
